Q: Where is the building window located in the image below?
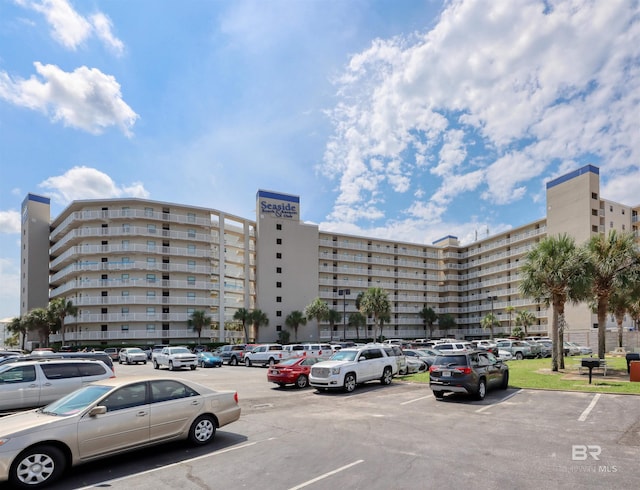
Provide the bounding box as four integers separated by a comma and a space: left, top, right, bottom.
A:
187, 292, 196, 299
148, 224, 156, 233
147, 291, 156, 297
610, 221, 613, 228
145, 207, 154, 217
188, 260, 196, 270
592, 192, 598, 199
187, 308, 195, 315
276, 296, 282, 302
187, 276, 196, 285
146, 324, 156, 331
122, 290, 129, 297
276, 224, 282, 230
121, 325, 129, 331
187, 212, 196, 223
122, 257, 130, 263
622, 209, 625, 215
147, 307, 156, 315
147, 241, 156, 250
276, 253, 282, 259
276, 267, 282, 273
121, 307, 129, 314
146, 274, 156, 283
121, 240, 130, 250
592, 225, 598, 232
276, 325, 282, 332
276, 238, 282, 245
187, 244, 196, 254
592, 209, 598, 216
276, 282, 282, 288
622, 224, 626, 230
147, 257, 156, 265
122, 224, 130, 233
121, 274, 129, 281
276, 310, 282, 317
188, 229, 196, 238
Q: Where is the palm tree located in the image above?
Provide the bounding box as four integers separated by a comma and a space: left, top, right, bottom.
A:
348, 311, 366, 340
481, 313, 499, 339
520, 234, 588, 371
24, 308, 53, 348
48, 297, 78, 346
583, 231, 640, 359
188, 310, 211, 345
606, 277, 640, 348
418, 306, 437, 339
233, 308, 252, 343
305, 297, 330, 340
285, 310, 306, 342
326, 309, 341, 341
359, 287, 391, 342
438, 314, 456, 338
505, 305, 515, 332
515, 310, 537, 337
249, 309, 269, 342
7, 316, 27, 351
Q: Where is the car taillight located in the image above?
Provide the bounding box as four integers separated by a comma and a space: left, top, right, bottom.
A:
429, 365, 437, 372
234, 392, 239, 404
456, 367, 472, 374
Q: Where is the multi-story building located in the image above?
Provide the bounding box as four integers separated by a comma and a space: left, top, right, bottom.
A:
20, 165, 639, 350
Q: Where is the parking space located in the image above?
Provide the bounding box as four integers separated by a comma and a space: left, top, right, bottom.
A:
5, 364, 639, 489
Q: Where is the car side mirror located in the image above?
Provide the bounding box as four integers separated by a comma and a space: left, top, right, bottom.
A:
89, 405, 107, 416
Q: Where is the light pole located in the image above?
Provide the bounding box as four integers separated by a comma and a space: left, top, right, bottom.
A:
338, 289, 350, 340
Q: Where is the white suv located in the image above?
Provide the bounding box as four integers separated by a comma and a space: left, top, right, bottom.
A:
244, 344, 286, 367
309, 345, 397, 393
0, 359, 114, 411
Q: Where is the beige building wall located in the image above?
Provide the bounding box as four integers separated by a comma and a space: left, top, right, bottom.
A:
255, 190, 319, 343
20, 194, 51, 318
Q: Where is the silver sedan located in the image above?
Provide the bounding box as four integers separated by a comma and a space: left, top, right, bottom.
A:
0, 376, 241, 488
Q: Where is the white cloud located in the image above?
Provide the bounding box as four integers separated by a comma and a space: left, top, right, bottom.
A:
0, 211, 21, 234
38, 166, 149, 204
601, 170, 640, 207
0, 257, 19, 317
320, 0, 639, 235
0, 62, 138, 135
18, 0, 124, 54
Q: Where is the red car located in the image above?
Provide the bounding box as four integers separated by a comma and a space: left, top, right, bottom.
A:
267, 356, 322, 388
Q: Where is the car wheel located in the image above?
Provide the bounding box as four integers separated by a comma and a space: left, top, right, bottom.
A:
380, 367, 393, 385
10, 445, 66, 489
295, 374, 309, 389
343, 373, 357, 393
476, 378, 487, 400
515, 352, 524, 361
126, 358, 131, 365
143, 361, 147, 365
119, 358, 123, 364
169, 361, 174, 371
230, 357, 238, 366
433, 390, 444, 400
268, 358, 276, 367
501, 371, 509, 390
200, 361, 205, 368
190, 365, 196, 370
153, 360, 159, 370
245, 358, 252, 367
188, 415, 216, 445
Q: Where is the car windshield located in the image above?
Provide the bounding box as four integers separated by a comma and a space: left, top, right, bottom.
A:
40, 385, 113, 416
434, 355, 468, 367
171, 348, 191, 354
128, 348, 144, 353
201, 352, 214, 358
330, 350, 358, 361
275, 358, 299, 366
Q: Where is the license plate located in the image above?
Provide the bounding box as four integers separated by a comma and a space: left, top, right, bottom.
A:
270, 370, 279, 375
442, 370, 451, 377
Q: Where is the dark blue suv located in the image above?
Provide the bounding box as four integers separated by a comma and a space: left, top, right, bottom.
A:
429, 350, 509, 400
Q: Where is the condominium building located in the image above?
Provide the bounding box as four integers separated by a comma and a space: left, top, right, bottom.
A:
20, 165, 639, 349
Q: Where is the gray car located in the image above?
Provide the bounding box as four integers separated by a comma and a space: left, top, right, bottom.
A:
429, 350, 509, 400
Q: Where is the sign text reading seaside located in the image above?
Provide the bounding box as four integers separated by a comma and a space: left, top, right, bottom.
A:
261, 200, 297, 219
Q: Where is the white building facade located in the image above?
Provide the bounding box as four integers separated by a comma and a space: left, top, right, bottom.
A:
20, 165, 640, 349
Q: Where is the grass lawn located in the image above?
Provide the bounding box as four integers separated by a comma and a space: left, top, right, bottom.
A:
402, 355, 640, 394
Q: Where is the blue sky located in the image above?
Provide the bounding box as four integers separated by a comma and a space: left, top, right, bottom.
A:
1, 0, 639, 320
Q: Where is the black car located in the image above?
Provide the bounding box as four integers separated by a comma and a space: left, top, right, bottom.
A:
429, 350, 508, 400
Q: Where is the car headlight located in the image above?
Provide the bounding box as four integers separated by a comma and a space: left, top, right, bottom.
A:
331, 367, 341, 375
0, 438, 10, 447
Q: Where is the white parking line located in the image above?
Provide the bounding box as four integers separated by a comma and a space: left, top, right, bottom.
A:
77, 441, 261, 489
288, 460, 365, 490
401, 395, 431, 405
578, 393, 601, 422
475, 390, 521, 413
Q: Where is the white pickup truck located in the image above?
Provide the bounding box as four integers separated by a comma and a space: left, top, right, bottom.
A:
308, 344, 397, 393
152, 346, 198, 371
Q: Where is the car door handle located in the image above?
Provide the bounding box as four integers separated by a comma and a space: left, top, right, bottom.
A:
136, 411, 148, 417
29, 383, 38, 388
43, 382, 52, 386
191, 400, 200, 406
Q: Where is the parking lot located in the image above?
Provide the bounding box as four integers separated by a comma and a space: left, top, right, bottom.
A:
3, 362, 640, 489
